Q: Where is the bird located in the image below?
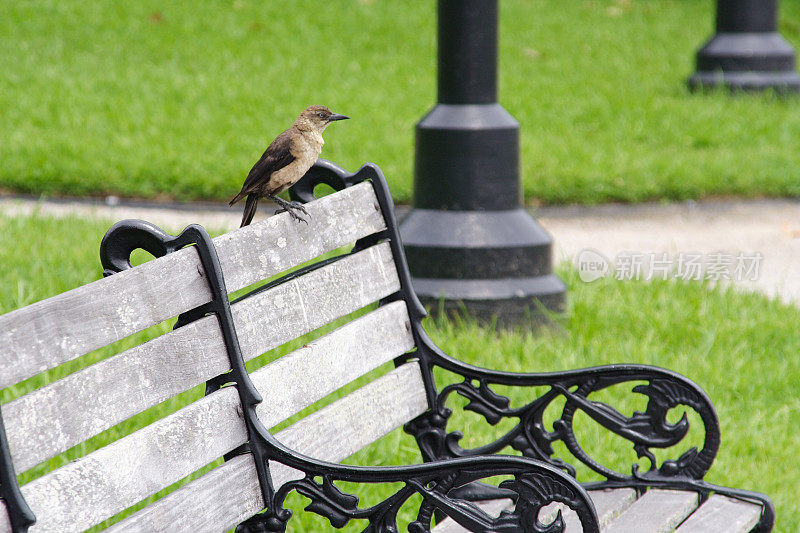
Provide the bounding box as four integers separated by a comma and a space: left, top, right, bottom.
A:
230, 105, 349, 227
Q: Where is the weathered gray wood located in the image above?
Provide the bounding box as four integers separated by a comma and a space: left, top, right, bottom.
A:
4, 242, 399, 474
268, 361, 428, 488
590, 489, 638, 528
433, 488, 638, 532
251, 300, 413, 428
105, 363, 428, 533
674, 494, 762, 533
431, 499, 514, 533
0, 244, 210, 390
604, 489, 698, 533
104, 454, 263, 533
4, 312, 230, 474
537, 488, 639, 532
9, 387, 247, 533
214, 181, 385, 296
485, 489, 761, 533
0, 181, 384, 388
234, 241, 400, 363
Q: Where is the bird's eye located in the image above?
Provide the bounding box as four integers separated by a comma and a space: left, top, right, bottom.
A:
318, 112, 326, 118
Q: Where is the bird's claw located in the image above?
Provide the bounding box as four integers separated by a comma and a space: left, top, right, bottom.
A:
274, 202, 310, 224
289, 201, 310, 216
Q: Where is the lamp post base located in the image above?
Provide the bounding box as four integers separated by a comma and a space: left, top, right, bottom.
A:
688, 32, 800, 93
412, 275, 566, 326
399, 208, 566, 326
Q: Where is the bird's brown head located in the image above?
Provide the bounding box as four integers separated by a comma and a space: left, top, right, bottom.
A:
295, 105, 349, 132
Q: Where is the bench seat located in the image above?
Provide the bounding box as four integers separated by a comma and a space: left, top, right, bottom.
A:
434, 489, 762, 532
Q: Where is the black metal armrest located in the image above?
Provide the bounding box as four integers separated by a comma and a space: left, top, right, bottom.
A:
404, 328, 720, 487
236, 427, 600, 533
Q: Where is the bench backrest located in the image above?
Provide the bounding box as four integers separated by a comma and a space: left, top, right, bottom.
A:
0, 162, 430, 532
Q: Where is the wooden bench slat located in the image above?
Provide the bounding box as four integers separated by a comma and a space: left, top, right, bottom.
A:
3, 387, 247, 533
216, 181, 385, 295
604, 489, 698, 533
431, 498, 513, 533
0, 181, 384, 388
0, 244, 210, 390
432, 488, 638, 532
268, 361, 428, 488
235, 241, 400, 363
539, 488, 638, 532
591, 489, 638, 528
105, 454, 263, 533
251, 300, 413, 428
674, 494, 762, 533
106, 362, 428, 533
4, 242, 399, 474
4, 311, 231, 474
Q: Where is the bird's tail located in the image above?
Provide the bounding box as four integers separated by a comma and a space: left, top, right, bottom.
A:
229, 191, 245, 206
240, 194, 259, 227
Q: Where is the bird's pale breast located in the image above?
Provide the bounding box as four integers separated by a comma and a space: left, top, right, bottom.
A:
268, 131, 324, 194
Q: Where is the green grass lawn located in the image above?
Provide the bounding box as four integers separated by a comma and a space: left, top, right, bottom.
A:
1, 213, 798, 531
1, 0, 800, 205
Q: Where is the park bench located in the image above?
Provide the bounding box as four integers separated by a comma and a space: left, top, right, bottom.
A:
0, 160, 773, 532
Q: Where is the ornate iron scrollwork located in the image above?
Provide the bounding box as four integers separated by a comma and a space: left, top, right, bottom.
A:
236, 440, 600, 533
405, 328, 720, 485
402, 325, 774, 531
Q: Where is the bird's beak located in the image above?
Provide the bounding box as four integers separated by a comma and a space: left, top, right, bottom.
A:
329, 113, 349, 121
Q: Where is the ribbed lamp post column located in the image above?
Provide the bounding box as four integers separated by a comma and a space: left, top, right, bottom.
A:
399, 0, 565, 325
689, 0, 799, 92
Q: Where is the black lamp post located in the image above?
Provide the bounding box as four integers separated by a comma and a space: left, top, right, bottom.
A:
399, 0, 565, 325
689, 0, 799, 92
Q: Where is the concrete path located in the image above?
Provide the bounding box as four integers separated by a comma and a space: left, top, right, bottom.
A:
2, 195, 798, 304
535, 199, 800, 305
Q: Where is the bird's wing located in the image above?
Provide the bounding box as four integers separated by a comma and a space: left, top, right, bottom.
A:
233, 130, 296, 200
